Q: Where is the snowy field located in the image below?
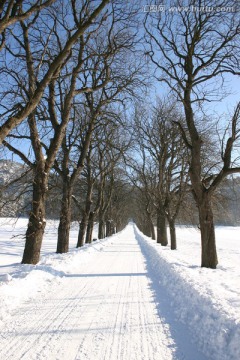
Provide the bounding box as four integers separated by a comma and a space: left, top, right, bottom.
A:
0, 218, 239, 360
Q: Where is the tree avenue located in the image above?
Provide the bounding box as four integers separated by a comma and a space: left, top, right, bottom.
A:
144, 0, 240, 268
0, 0, 110, 144
0, 0, 239, 270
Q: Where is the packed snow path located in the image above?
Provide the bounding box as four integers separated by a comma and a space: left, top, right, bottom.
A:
0, 224, 207, 360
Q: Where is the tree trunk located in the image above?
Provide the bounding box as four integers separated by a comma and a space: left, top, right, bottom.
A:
116, 220, 122, 233
149, 217, 155, 240
189, 132, 218, 268
106, 220, 111, 237
169, 219, 176, 250
77, 212, 89, 248
157, 210, 168, 246
198, 193, 218, 269
57, 182, 72, 253
184, 88, 218, 268
77, 187, 93, 247
22, 171, 48, 264
146, 210, 155, 239
142, 216, 151, 237
106, 220, 115, 237
86, 211, 94, 243
98, 219, 105, 239
146, 223, 152, 237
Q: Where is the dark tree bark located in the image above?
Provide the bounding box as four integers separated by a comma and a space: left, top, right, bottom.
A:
98, 219, 106, 239
198, 193, 218, 268
85, 211, 94, 243
22, 169, 48, 264
77, 181, 93, 247
77, 213, 89, 247
169, 218, 176, 250
57, 181, 73, 253
148, 214, 155, 240
106, 219, 115, 237
157, 210, 168, 246
185, 89, 218, 268
143, 219, 152, 237
106, 220, 111, 237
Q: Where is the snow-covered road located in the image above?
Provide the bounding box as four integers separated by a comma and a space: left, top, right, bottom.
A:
0, 224, 207, 360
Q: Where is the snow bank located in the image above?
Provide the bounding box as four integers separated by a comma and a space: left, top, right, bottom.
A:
0, 232, 116, 327
134, 225, 240, 360
0, 219, 239, 360
0, 269, 56, 326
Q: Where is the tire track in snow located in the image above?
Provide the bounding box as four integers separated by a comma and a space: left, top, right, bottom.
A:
0, 226, 176, 360
1, 276, 99, 359
74, 244, 133, 360
73, 255, 122, 360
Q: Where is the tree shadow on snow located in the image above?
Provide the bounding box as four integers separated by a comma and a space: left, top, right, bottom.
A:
134, 227, 208, 360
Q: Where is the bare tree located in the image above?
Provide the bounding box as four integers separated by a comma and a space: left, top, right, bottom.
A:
54, 105, 96, 254
127, 150, 157, 239
95, 121, 128, 239
52, 52, 111, 253
107, 176, 132, 233
54, 18, 141, 252
0, 0, 109, 143
75, 145, 95, 247
130, 100, 189, 249
0, 159, 32, 216
0, 0, 55, 41
2, 1, 111, 264
145, 0, 240, 268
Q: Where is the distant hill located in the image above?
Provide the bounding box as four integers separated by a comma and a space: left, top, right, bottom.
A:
0, 160, 27, 184
0, 160, 62, 219
0, 160, 32, 217
214, 177, 240, 226
0, 160, 240, 225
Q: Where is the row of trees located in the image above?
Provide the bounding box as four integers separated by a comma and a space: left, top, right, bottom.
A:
0, 0, 142, 264
0, 0, 240, 269
142, 0, 240, 268
129, 100, 189, 250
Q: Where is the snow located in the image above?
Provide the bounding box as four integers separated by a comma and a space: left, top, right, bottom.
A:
135, 226, 240, 360
0, 219, 239, 360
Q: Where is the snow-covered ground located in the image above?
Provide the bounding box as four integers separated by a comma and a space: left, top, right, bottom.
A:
0, 218, 239, 360
0, 218, 92, 278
